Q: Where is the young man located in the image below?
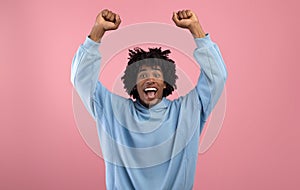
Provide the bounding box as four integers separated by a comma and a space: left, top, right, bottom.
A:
71, 9, 227, 190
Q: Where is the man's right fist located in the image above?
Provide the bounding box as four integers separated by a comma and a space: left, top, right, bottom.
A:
96, 9, 121, 31
89, 9, 121, 42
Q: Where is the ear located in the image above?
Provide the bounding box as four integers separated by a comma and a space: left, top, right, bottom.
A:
163, 82, 167, 89
131, 85, 139, 99
130, 85, 137, 95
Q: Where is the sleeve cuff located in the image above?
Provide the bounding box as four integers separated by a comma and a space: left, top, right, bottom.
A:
194, 34, 213, 48
82, 36, 101, 50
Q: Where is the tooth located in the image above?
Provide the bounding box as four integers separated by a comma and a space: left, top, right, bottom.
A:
145, 88, 157, 92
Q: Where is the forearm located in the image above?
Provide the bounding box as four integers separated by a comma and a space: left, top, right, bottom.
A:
71, 37, 102, 118
193, 35, 227, 119
89, 24, 106, 42
189, 22, 206, 38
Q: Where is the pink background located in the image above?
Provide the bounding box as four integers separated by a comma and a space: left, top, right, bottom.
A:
1, 0, 300, 189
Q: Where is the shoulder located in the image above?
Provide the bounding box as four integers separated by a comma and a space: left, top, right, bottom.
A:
171, 89, 201, 110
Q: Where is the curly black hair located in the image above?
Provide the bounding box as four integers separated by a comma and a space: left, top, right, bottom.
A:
121, 47, 178, 99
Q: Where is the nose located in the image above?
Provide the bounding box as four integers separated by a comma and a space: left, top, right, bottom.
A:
145, 78, 155, 85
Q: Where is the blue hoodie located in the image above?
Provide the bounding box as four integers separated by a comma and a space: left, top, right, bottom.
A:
71, 34, 227, 190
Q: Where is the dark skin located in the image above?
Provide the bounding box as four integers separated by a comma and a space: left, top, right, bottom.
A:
89, 9, 206, 107
136, 65, 166, 108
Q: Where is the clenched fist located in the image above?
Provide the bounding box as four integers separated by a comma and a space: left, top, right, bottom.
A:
89, 9, 121, 42
172, 10, 206, 38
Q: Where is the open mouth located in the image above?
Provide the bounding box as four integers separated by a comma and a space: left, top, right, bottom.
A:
143, 87, 158, 99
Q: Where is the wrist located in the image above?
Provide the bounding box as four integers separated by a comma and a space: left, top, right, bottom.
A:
189, 23, 206, 38
89, 24, 105, 42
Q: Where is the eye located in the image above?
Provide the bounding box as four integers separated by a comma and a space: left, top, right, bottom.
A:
153, 72, 162, 78
153, 73, 160, 78
138, 73, 148, 79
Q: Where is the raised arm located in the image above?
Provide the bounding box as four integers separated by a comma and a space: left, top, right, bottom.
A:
172, 10, 228, 120
71, 9, 121, 118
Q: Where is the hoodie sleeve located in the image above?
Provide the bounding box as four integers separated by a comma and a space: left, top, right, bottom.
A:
71, 37, 111, 119
193, 34, 228, 121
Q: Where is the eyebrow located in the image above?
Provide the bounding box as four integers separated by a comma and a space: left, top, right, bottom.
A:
138, 67, 162, 72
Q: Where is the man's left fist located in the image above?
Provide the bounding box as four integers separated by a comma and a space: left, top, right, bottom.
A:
172, 10, 205, 38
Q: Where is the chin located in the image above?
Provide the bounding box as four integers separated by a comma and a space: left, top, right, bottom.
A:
143, 98, 162, 108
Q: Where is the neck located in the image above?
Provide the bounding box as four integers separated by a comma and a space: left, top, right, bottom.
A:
138, 99, 162, 109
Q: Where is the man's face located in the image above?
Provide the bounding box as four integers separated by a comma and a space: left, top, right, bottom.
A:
136, 65, 166, 108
